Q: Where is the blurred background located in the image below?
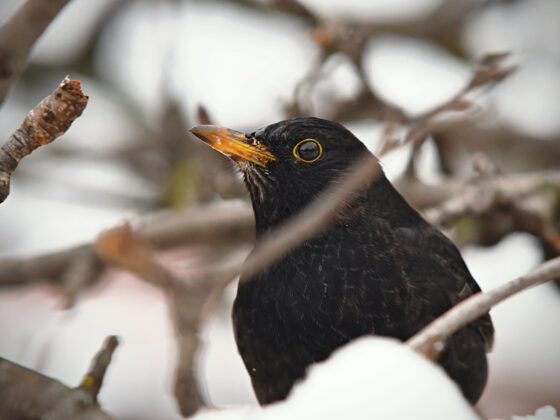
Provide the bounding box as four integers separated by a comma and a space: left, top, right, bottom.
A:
0, 0, 559, 419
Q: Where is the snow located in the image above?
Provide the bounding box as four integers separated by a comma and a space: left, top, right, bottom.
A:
490, 58, 560, 138
0, 272, 184, 420
463, 0, 560, 60
509, 406, 560, 420
194, 337, 478, 420
0, 0, 559, 418
362, 36, 471, 116
465, 234, 560, 417
97, 0, 316, 128
298, 0, 445, 21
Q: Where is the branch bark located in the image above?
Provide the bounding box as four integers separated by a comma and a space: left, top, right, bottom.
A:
407, 256, 560, 358
0, 336, 117, 420
77, 336, 120, 403
0, 77, 88, 202
0, 0, 72, 103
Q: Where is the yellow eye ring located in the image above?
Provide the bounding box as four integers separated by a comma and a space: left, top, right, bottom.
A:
292, 139, 323, 163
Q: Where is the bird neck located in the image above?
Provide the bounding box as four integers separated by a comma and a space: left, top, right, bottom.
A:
252, 172, 421, 240
363, 174, 422, 224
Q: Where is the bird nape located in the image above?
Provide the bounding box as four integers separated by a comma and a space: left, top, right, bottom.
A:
190, 117, 494, 405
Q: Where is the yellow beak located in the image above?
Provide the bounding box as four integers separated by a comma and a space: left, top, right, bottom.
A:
190, 125, 276, 167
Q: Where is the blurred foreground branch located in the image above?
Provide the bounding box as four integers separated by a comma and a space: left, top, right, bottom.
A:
77, 336, 120, 403
95, 225, 238, 417
2, 165, 559, 293
252, 0, 486, 59
408, 256, 560, 359
239, 153, 383, 282
0, 203, 254, 290
0, 0, 72, 103
0, 336, 117, 420
422, 170, 560, 225
0, 77, 88, 202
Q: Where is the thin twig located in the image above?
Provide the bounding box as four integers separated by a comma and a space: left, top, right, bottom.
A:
403, 53, 516, 149
196, 104, 215, 125
249, 0, 487, 61
0, 77, 88, 202
0, 0, 72, 103
407, 256, 560, 357
77, 336, 120, 402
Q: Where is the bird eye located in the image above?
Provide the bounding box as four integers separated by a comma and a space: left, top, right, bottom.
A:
293, 139, 323, 163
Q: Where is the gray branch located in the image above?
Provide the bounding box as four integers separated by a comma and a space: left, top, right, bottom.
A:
0, 0, 72, 103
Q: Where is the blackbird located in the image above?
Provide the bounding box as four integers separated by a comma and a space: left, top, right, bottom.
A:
191, 117, 494, 405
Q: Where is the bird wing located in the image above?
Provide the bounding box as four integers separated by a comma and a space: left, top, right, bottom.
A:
387, 224, 495, 351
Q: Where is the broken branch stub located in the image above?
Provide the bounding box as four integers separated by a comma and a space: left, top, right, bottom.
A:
0, 77, 88, 202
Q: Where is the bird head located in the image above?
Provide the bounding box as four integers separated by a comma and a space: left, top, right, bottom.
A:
190, 117, 374, 231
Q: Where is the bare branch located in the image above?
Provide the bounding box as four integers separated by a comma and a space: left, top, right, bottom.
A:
0, 77, 88, 202
466, 52, 516, 91
0, 0, 72, 103
247, 0, 487, 61
3, 163, 557, 293
0, 204, 254, 287
243, 0, 318, 23
60, 247, 105, 308
407, 256, 560, 358
392, 53, 517, 155
239, 153, 382, 282
77, 336, 120, 403
196, 104, 215, 125
262, 0, 317, 22
95, 225, 213, 417
96, 224, 176, 289
140, 155, 383, 296
422, 170, 560, 227
0, 337, 117, 420
0, 243, 91, 287
434, 120, 560, 175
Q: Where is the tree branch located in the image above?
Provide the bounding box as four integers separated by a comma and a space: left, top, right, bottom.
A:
77, 336, 120, 403
0, 0, 72, 103
239, 153, 382, 283
233, 53, 518, 285
407, 256, 560, 359
421, 170, 560, 227
0, 77, 88, 202
0, 336, 117, 420
0, 204, 254, 287
95, 225, 228, 417
60, 247, 105, 308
